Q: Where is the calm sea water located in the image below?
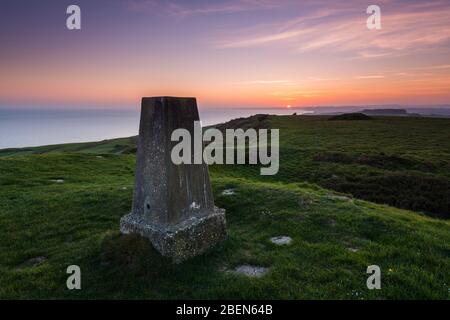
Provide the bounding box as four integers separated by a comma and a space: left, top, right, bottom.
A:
0, 108, 303, 149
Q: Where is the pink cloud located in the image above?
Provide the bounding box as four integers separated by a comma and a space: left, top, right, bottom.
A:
213, 1, 450, 58
125, 0, 286, 16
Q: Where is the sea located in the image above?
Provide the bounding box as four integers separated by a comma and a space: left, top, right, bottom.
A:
0, 108, 304, 149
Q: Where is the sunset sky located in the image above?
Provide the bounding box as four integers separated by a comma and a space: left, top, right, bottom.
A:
1, 0, 450, 109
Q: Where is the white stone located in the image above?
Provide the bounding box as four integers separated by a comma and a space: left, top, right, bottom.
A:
233, 265, 268, 277
327, 194, 352, 202
221, 189, 235, 196
270, 236, 292, 245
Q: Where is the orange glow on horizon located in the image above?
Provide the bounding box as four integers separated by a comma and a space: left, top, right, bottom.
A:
1, 1, 449, 108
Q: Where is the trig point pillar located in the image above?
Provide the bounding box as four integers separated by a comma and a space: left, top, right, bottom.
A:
120, 97, 227, 263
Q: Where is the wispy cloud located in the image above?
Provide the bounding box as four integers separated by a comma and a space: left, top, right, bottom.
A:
308, 77, 340, 82
213, 0, 450, 58
355, 75, 385, 79
126, 1, 450, 58
270, 88, 325, 99
411, 64, 450, 71
125, 0, 284, 16
219, 30, 308, 48
229, 80, 297, 85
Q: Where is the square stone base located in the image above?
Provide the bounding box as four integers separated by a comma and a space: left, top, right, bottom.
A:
120, 208, 226, 263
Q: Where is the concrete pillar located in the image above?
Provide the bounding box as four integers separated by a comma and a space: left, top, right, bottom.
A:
120, 97, 227, 263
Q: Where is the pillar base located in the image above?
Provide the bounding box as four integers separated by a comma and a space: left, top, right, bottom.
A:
120, 208, 227, 263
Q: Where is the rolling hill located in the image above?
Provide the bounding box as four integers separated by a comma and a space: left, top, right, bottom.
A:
0, 115, 449, 299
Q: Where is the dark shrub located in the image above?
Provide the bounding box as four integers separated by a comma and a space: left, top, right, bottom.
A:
328, 113, 373, 121
314, 152, 353, 164
323, 173, 450, 219
314, 152, 436, 172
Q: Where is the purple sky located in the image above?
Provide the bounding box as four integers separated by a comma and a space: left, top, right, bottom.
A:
1, 0, 450, 109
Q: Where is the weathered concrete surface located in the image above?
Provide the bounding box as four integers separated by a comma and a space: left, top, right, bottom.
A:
120, 97, 226, 263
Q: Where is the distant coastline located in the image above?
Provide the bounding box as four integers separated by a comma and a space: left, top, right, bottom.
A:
1, 105, 449, 150
296, 105, 450, 117
0, 107, 301, 149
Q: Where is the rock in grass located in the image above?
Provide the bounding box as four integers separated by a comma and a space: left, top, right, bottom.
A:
221, 189, 235, 196
326, 194, 352, 202
19, 256, 47, 268
232, 265, 268, 278
270, 236, 292, 245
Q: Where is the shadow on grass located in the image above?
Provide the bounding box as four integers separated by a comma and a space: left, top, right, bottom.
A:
100, 233, 175, 278
68, 232, 237, 299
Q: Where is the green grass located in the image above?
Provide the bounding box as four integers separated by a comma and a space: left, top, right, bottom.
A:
0, 115, 449, 299
0, 136, 137, 157
212, 115, 450, 218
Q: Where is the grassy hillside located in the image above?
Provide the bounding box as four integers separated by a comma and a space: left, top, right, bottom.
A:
0, 115, 449, 299
3, 115, 447, 218
213, 115, 450, 219
0, 136, 137, 157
